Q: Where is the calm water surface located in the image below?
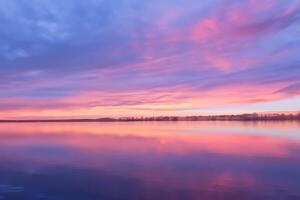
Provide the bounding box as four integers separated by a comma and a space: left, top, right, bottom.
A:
0, 121, 300, 200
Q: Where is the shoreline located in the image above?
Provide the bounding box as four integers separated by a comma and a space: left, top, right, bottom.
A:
1, 114, 299, 123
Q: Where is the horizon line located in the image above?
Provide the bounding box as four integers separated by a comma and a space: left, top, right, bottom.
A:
1, 111, 299, 122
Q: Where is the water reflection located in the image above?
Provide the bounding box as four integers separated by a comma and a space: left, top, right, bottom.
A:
0, 121, 299, 200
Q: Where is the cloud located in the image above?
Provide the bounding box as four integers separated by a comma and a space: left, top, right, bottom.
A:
0, 0, 299, 118
275, 82, 300, 94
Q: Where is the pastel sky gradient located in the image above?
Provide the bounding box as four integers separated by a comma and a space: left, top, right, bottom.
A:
0, 0, 300, 119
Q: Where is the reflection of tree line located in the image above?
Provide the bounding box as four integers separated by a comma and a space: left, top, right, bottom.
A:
1, 112, 300, 123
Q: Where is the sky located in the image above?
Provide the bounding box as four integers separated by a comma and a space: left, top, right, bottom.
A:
0, 0, 300, 119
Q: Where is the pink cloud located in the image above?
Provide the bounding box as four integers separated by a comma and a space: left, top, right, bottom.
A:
1, 79, 297, 119
192, 18, 222, 41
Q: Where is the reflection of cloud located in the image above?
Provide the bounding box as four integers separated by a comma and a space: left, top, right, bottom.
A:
0, 123, 300, 199
0, 184, 24, 194
1, 122, 300, 158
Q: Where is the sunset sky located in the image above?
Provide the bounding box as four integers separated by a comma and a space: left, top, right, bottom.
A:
1, 0, 300, 119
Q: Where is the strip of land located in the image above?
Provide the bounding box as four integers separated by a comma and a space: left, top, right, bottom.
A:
0, 112, 299, 122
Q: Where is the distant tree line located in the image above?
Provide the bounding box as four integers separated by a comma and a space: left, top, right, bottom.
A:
1, 112, 299, 123
115, 112, 300, 122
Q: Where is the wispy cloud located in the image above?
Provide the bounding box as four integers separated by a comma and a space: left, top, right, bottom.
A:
0, 0, 299, 118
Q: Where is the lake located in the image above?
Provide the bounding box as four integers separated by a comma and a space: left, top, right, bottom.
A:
0, 121, 299, 200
